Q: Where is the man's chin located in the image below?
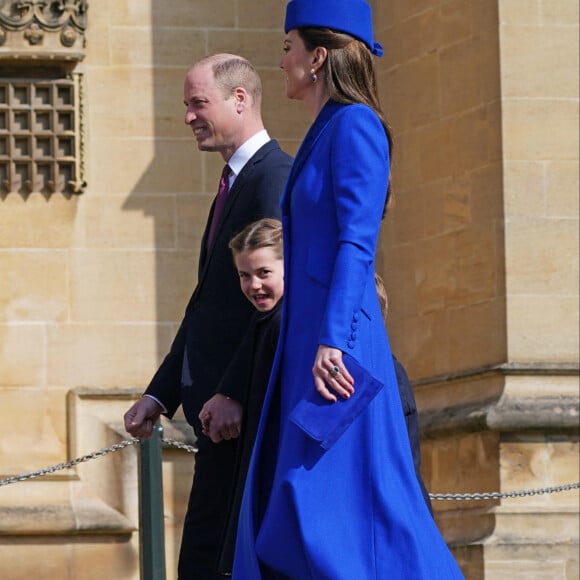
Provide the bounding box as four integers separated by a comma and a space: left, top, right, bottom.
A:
197, 141, 219, 152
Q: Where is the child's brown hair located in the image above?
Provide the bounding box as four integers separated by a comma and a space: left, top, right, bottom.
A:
375, 272, 388, 320
229, 218, 283, 260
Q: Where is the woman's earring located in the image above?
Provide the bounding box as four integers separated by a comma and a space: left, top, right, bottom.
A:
310, 68, 317, 83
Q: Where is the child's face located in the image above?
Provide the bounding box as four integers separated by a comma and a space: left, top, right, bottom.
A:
235, 247, 284, 312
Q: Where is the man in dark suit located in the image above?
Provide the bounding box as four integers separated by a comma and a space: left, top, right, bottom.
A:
123, 54, 293, 580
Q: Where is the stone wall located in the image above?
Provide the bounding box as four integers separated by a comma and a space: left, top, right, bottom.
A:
0, 0, 577, 578
374, 1, 579, 578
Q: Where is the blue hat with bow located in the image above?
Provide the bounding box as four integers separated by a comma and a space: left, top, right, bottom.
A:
284, 0, 383, 57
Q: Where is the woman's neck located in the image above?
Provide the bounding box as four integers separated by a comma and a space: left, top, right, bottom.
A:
303, 84, 331, 121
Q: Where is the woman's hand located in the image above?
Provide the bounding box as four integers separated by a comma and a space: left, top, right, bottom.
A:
312, 345, 355, 402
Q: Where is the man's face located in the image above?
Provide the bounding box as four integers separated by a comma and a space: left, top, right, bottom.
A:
183, 64, 239, 158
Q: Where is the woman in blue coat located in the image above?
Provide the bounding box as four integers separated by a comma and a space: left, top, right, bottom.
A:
233, 1, 465, 578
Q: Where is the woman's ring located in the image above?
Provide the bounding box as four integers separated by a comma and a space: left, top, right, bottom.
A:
329, 365, 340, 378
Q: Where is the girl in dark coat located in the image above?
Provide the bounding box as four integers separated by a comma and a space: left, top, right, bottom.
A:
198, 218, 284, 575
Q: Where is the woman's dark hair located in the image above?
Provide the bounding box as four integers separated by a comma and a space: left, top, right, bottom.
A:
298, 27, 394, 214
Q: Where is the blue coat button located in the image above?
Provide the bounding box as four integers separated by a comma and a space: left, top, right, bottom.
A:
347, 341, 355, 349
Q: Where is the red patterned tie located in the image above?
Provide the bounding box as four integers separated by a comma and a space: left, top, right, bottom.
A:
208, 164, 230, 247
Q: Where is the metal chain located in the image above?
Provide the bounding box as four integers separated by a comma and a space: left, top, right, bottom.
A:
0, 438, 578, 502
0, 437, 195, 487
162, 438, 197, 454
0, 439, 139, 487
429, 482, 580, 501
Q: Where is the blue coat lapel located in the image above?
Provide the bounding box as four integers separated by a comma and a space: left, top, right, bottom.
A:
281, 100, 344, 215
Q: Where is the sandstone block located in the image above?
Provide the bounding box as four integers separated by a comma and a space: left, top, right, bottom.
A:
0, 251, 67, 322
501, 25, 579, 98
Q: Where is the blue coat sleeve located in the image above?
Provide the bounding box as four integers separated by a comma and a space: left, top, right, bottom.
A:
317, 105, 390, 351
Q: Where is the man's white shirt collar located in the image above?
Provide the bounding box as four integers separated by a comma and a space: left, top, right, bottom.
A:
227, 130, 270, 185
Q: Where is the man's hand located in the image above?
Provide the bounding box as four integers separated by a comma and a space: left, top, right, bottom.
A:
124, 397, 163, 439
198, 394, 242, 443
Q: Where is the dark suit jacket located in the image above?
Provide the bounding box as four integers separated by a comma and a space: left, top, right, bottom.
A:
145, 140, 293, 432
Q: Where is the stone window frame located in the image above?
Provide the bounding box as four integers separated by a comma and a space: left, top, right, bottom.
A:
0, 0, 88, 198
0, 70, 85, 197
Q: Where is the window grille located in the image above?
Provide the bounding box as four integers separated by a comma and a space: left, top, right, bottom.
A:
0, 74, 85, 196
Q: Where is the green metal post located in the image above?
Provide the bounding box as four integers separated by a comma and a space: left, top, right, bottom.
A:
138, 421, 167, 580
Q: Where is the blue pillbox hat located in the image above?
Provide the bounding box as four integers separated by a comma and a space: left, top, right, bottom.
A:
284, 0, 383, 57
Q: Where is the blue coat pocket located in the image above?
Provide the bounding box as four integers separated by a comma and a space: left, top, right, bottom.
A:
289, 353, 384, 450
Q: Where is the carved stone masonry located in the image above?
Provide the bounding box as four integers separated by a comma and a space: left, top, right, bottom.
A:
0, 0, 88, 61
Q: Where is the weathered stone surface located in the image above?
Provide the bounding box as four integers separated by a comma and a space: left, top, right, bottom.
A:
0, 0, 577, 578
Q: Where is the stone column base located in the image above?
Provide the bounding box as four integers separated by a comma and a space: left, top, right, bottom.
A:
417, 363, 579, 580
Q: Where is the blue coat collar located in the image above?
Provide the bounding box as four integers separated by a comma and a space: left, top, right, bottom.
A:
281, 100, 345, 214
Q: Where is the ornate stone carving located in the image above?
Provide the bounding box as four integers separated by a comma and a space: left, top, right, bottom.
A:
0, 0, 88, 61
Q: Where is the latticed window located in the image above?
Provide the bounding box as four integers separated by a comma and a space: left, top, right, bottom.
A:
0, 74, 84, 196
0, 0, 88, 197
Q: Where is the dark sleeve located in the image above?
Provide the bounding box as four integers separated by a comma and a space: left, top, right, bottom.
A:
144, 317, 188, 418
393, 356, 416, 417
393, 356, 420, 471
392, 356, 433, 515
216, 320, 256, 403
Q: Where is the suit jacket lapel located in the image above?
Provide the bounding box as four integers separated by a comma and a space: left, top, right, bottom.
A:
198, 197, 217, 274
212, 162, 251, 241
198, 140, 277, 283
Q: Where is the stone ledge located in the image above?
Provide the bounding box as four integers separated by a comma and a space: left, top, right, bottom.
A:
0, 499, 134, 536
437, 506, 580, 546
71, 387, 197, 446
421, 395, 579, 437
453, 541, 579, 580
490, 506, 580, 544
413, 362, 580, 387
416, 364, 579, 437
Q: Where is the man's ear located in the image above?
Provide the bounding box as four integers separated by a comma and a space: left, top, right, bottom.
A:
233, 87, 248, 113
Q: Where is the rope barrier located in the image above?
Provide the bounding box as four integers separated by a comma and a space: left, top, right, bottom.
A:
0, 438, 578, 501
